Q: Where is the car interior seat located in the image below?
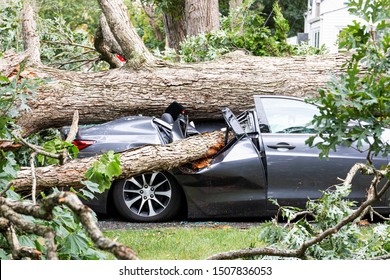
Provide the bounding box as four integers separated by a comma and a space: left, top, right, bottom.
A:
161, 112, 174, 124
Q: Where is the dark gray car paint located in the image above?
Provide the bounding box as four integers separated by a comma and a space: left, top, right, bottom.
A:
76, 116, 165, 158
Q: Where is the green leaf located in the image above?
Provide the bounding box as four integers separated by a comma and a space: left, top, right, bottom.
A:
0, 76, 10, 85
106, 160, 121, 177
61, 233, 90, 256
0, 152, 20, 190
84, 151, 121, 192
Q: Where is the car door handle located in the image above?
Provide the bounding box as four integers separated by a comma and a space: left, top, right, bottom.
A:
267, 143, 296, 150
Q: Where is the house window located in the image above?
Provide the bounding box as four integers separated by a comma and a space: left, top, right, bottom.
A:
314, 30, 320, 48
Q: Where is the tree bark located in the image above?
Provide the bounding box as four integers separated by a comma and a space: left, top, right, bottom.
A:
94, 14, 124, 69
140, 2, 165, 43
12, 131, 225, 192
13, 52, 347, 136
97, 0, 157, 69
185, 0, 220, 36
207, 0, 220, 32
21, 0, 41, 66
163, 12, 186, 51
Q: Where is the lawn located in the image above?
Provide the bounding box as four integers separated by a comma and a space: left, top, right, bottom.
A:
103, 224, 265, 260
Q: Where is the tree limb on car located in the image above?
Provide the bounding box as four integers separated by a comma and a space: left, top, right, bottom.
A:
11, 130, 225, 192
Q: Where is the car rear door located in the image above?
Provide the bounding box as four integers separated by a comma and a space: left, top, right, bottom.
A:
254, 96, 385, 210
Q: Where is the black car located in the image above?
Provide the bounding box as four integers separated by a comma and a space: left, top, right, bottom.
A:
69, 96, 390, 222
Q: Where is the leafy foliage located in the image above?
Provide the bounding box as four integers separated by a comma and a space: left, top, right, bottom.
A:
0, 1, 23, 52
258, 185, 390, 259
159, 0, 323, 63
254, 0, 307, 37
0, 71, 119, 259
39, 16, 107, 71
0, 69, 30, 193
1, 0, 106, 72
37, 138, 79, 165
306, 0, 390, 159
127, 0, 166, 50
0, 152, 19, 192
292, 42, 329, 56
37, 0, 100, 35
83, 151, 121, 196
9, 188, 108, 260
171, 1, 292, 63
0, 64, 42, 139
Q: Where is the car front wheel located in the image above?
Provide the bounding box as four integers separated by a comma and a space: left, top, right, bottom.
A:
112, 172, 182, 222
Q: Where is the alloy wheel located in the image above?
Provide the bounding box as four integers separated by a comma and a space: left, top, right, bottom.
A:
122, 172, 172, 218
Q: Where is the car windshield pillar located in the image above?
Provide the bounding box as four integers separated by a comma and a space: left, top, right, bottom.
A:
222, 108, 245, 137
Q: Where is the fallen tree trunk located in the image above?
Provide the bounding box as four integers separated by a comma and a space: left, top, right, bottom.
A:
12, 131, 225, 192
12, 52, 347, 136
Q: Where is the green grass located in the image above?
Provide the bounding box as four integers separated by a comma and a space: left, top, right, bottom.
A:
103, 226, 265, 260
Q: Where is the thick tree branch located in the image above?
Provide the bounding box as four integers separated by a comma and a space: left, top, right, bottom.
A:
59, 192, 138, 260
371, 254, 390, 260
0, 201, 58, 259
8, 52, 348, 137
61, 110, 79, 164
140, 2, 165, 42
12, 131, 225, 192
97, 0, 157, 69
0, 192, 138, 260
3, 224, 42, 260
94, 14, 124, 69
0, 50, 30, 77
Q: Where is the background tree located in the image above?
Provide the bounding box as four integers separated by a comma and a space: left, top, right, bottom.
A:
256, 0, 307, 37
185, 0, 219, 36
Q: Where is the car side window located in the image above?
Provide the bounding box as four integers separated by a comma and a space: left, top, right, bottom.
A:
260, 98, 319, 134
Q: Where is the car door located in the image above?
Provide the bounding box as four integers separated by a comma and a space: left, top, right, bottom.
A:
254, 96, 385, 210
175, 108, 268, 218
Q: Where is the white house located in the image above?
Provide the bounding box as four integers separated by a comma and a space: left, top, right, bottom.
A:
303, 0, 360, 53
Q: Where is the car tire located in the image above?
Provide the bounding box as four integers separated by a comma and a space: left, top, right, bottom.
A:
112, 172, 183, 222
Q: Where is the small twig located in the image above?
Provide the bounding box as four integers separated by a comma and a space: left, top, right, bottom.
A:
0, 182, 12, 197
359, 170, 382, 220
29, 152, 37, 204
68, 58, 100, 71
284, 210, 312, 227
207, 247, 301, 260
47, 50, 96, 67
370, 254, 390, 260
15, 136, 60, 159
65, 110, 79, 143
61, 110, 79, 164
41, 40, 96, 50
52, 58, 100, 69
370, 207, 390, 221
